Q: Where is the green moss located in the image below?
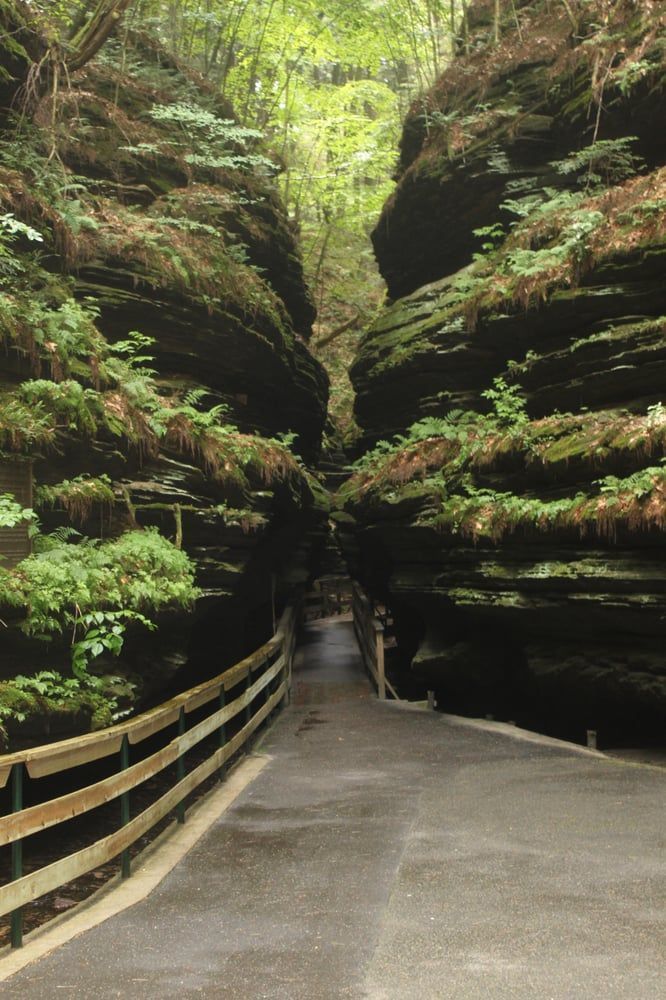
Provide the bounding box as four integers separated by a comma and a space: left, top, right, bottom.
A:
426, 466, 666, 543
0, 678, 110, 749
35, 475, 115, 523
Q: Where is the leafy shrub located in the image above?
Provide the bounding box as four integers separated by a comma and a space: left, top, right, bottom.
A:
0, 492, 34, 529
0, 528, 198, 638
481, 377, 528, 428
145, 103, 276, 177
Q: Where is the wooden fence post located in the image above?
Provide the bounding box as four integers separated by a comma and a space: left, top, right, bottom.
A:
119, 736, 131, 878
176, 708, 186, 824
10, 763, 24, 948
375, 624, 386, 700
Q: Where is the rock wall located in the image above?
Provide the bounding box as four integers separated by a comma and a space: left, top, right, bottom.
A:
344, 0, 666, 743
0, 32, 328, 743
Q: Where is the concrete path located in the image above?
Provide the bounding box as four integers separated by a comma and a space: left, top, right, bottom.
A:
3, 620, 665, 999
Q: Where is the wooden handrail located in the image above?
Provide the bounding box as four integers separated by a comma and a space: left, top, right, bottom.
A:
0, 632, 285, 785
351, 583, 399, 701
0, 604, 299, 948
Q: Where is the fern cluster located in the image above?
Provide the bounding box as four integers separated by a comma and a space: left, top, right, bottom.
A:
0, 527, 198, 638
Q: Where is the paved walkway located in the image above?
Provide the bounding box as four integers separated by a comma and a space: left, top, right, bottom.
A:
3, 621, 666, 998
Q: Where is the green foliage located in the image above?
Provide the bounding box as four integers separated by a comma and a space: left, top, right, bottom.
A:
19, 379, 102, 437
0, 213, 44, 244
472, 223, 505, 258
551, 138, 645, 188
351, 411, 478, 473
0, 394, 54, 451
0, 212, 44, 281
0, 493, 35, 529
71, 610, 156, 678
504, 208, 604, 277
0, 669, 121, 741
35, 475, 115, 522
614, 59, 653, 97
481, 377, 529, 428
146, 103, 275, 176
431, 466, 666, 543
0, 528, 199, 639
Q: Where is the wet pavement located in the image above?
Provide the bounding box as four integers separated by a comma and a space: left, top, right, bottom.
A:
3, 620, 665, 998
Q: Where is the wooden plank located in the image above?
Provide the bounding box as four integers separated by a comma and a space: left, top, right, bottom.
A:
221, 638, 280, 691
185, 682, 223, 714
0, 741, 179, 847
26, 733, 126, 780
0, 632, 284, 778
0, 682, 285, 918
179, 656, 285, 755
0, 657, 286, 846
126, 706, 182, 747
384, 676, 400, 701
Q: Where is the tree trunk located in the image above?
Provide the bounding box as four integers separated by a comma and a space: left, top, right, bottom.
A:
67, 0, 135, 72
0, 0, 135, 112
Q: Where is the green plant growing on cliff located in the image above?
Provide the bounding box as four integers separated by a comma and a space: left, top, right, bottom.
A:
0, 212, 44, 280
472, 223, 505, 258
71, 609, 156, 678
0, 669, 120, 743
18, 379, 103, 437
0, 493, 34, 530
0, 527, 198, 639
615, 59, 653, 96
425, 463, 666, 544
25, 298, 105, 379
147, 103, 275, 177
481, 377, 528, 428
35, 475, 115, 523
0, 393, 54, 451
551, 137, 644, 189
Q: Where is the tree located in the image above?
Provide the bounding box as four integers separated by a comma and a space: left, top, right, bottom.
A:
0, 0, 136, 108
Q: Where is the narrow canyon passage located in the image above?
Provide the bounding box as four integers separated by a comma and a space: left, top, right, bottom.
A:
4, 621, 664, 1000
0, 4, 665, 996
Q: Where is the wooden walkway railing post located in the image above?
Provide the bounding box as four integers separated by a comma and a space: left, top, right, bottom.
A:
0, 603, 300, 947
218, 687, 227, 782
10, 763, 23, 948
176, 708, 186, 825
375, 624, 386, 700
119, 736, 131, 878
352, 582, 398, 701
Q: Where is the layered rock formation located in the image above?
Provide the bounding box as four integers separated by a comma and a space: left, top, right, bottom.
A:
344, 0, 666, 743
0, 32, 328, 743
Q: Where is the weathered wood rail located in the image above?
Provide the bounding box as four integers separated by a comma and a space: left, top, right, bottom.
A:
304, 576, 352, 620
0, 606, 298, 949
351, 583, 398, 701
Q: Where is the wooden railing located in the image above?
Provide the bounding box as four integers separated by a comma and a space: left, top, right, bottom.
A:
0, 605, 298, 949
303, 576, 352, 620
351, 583, 399, 701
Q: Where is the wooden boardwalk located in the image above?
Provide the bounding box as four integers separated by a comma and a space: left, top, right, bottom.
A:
2, 620, 665, 999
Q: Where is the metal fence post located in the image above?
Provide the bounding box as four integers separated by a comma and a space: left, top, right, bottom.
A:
10, 763, 24, 948
176, 707, 186, 824
120, 735, 131, 878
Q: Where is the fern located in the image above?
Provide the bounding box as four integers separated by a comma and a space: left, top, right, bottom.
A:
551, 138, 645, 188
